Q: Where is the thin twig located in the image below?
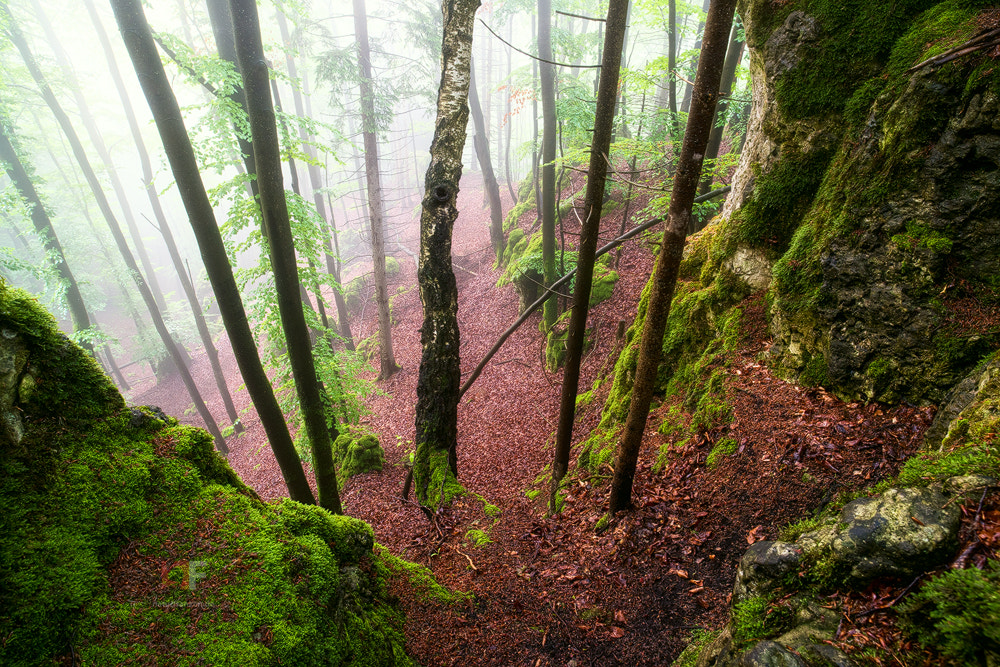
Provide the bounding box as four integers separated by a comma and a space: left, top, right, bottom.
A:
906, 27, 1000, 72
555, 9, 606, 22
452, 544, 478, 571
478, 19, 602, 69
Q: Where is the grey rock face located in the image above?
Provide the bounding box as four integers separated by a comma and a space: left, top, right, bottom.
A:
799, 643, 856, 667
733, 541, 803, 606
799, 487, 960, 584
738, 641, 807, 667
0, 328, 28, 447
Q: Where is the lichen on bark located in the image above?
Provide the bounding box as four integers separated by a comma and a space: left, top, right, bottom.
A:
413, 0, 480, 509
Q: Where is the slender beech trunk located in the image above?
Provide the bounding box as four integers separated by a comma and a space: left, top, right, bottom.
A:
681, 0, 713, 114
504, 14, 517, 204
0, 108, 93, 353
82, 0, 244, 433
23, 0, 169, 314
468, 57, 505, 259
538, 0, 558, 330
352, 0, 399, 380
277, 9, 355, 350
608, 0, 738, 514
2, 1, 229, 453
669, 0, 678, 130
413, 0, 480, 509
111, 0, 317, 504
697, 22, 745, 198
226, 0, 342, 512
549, 0, 629, 513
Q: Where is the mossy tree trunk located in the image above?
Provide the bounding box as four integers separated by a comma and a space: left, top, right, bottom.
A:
2, 1, 229, 453
353, 0, 399, 381
413, 0, 480, 509
538, 0, 558, 331
81, 0, 244, 434
227, 0, 342, 513
550, 0, 630, 513
0, 107, 93, 355
609, 0, 738, 514
111, 0, 317, 505
468, 57, 505, 260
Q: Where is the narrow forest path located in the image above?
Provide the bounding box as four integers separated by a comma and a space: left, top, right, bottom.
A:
134, 175, 936, 666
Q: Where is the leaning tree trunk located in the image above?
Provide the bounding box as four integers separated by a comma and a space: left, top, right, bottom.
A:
413, 0, 480, 509
1, 1, 228, 453
538, 0, 558, 331
549, 0, 630, 513
111, 0, 318, 505
696, 22, 745, 199
352, 0, 399, 380
227, 0, 342, 513
608, 0, 738, 515
0, 107, 93, 353
468, 56, 505, 259
681, 0, 713, 114
82, 0, 244, 434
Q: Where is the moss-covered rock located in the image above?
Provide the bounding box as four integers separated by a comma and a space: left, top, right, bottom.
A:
0, 282, 416, 666
333, 430, 385, 484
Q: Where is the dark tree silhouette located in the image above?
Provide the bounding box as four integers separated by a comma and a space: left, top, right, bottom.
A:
227, 0, 342, 513
538, 0, 558, 331
111, 0, 317, 505
468, 56, 505, 259
609, 0, 739, 514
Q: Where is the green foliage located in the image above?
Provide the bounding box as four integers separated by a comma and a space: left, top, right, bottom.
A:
890, 222, 954, 254
371, 544, 470, 605
731, 595, 793, 648
900, 560, 1000, 664
464, 529, 493, 547
670, 629, 719, 667
706, 437, 738, 469
332, 429, 385, 485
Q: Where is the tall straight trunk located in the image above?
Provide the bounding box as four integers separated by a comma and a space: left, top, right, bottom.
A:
504, 14, 517, 204
205, 0, 260, 202
82, 0, 243, 433
276, 9, 355, 350
227, 0, 342, 512
549, 0, 629, 513
531, 14, 541, 222
1, 1, 228, 453
468, 57, 505, 259
537, 0, 558, 331
669, 0, 678, 125
111, 0, 317, 504
608, 0, 738, 515
23, 0, 168, 314
352, 0, 399, 380
697, 23, 745, 198
681, 0, 713, 114
0, 107, 93, 352
413, 0, 479, 509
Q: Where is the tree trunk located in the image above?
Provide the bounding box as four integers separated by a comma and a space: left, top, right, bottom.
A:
697, 23, 745, 198
2, 1, 229, 453
413, 0, 480, 509
352, 0, 399, 381
276, 9, 355, 351
82, 0, 244, 434
504, 14, 517, 204
669, 0, 678, 125
608, 0, 738, 515
550, 0, 630, 513
227, 0, 342, 513
538, 0, 558, 331
468, 57, 505, 259
24, 0, 169, 315
0, 106, 93, 353
681, 0, 713, 114
111, 0, 318, 504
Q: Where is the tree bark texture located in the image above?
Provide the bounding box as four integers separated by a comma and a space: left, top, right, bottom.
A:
538, 0, 558, 331
82, 0, 244, 433
413, 0, 480, 508
550, 0, 630, 512
608, 0, 738, 514
468, 57, 505, 259
352, 0, 399, 380
111, 0, 317, 505
227, 0, 342, 513
2, 1, 228, 453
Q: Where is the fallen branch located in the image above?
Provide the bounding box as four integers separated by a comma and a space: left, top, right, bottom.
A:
459, 186, 732, 398
907, 27, 1000, 72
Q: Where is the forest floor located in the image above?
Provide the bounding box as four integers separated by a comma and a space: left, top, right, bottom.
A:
133, 175, 948, 666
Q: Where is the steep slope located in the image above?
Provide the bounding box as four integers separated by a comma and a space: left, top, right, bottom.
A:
0, 282, 419, 666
